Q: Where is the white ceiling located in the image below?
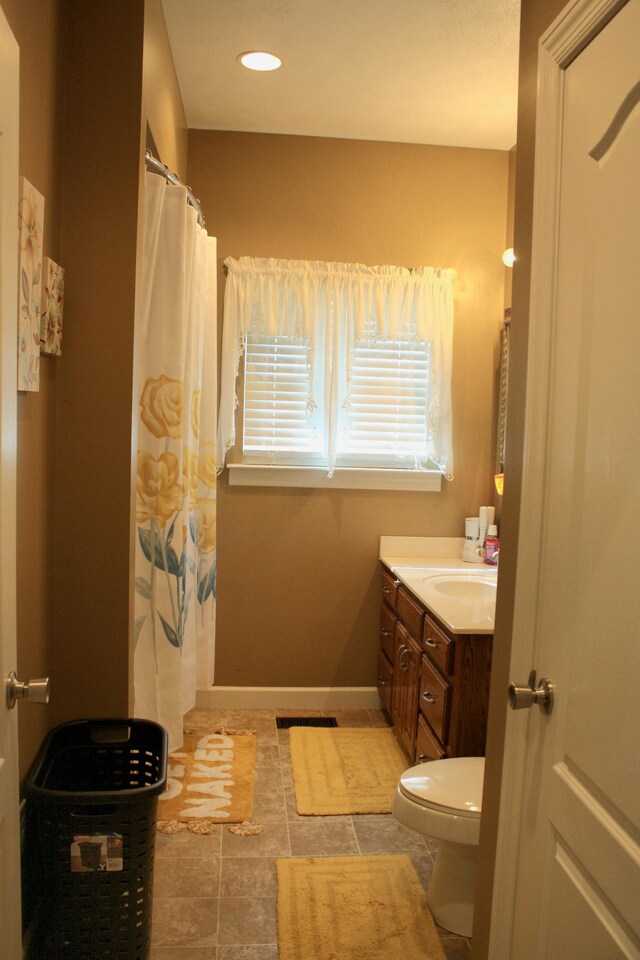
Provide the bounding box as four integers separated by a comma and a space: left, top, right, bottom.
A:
161, 0, 520, 151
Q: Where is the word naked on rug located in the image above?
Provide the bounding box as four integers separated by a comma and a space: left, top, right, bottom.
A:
158, 731, 256, 824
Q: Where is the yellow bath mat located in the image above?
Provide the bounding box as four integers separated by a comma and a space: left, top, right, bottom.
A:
276, 854, 446, 960
157, 730, 256, 829
289, 726, 407, 815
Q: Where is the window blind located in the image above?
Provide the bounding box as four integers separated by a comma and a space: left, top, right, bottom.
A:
243, 336, 322, 461
337, 339, 431, 467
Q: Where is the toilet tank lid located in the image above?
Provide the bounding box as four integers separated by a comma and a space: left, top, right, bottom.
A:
400, 757, 485, 815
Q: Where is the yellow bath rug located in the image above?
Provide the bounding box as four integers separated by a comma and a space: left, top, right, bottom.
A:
276, 854, 446, 960
157, 730, 256, 830
289, 726, 407, 815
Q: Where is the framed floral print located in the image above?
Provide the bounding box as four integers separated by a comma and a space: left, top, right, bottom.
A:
40, 257, 64, 356
17, 176, 45, 390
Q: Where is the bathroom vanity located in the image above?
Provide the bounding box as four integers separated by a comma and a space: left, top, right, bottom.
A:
378, 537, 495, 764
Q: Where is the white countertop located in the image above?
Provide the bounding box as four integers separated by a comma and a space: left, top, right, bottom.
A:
379, 536, 496, 635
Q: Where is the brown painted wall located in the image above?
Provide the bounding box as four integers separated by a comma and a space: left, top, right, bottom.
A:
52, 0, 188, 730
188, 131, 509, 688
52, 0, 145, 728
1, 0, 186, 777
1, 0, 64, 778
143, 0, 187, 177
473, 1, 568, 955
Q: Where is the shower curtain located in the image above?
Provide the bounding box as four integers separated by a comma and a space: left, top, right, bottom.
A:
133, 171, 217, 750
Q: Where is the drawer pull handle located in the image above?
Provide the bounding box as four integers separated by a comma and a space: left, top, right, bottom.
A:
382, 579, 401, 595
424, 637, 439, 648
417, 754, 428, 763
380, 628, 392, 636
422, 691, 438, 704
396, 643, 407, 665
377, 677, 389, 685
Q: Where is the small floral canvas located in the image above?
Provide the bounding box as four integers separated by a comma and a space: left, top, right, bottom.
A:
17, 176, 45, 391
40, 258, 64, 356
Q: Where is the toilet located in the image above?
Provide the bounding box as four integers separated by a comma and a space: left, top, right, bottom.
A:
392, 756, 485, 938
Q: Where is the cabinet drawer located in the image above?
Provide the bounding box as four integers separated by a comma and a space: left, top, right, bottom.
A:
379, 603, 396, 663
377, 650, 393, 714
415, 714, 447, 763
381, 567, 400, 611
420, 656, 451, 745
397, 586, 424, 639
422, 615, 454, 675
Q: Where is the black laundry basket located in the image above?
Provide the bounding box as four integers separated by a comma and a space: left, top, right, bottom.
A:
24, 718, 167, 960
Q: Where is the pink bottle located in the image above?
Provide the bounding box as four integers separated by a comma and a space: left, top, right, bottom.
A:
484, 525, 500, 565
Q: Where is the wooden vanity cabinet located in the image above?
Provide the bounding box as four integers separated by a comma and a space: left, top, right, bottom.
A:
422, 616, 492, 758
390, 621, 421, 757
378, 562, 493, 763
416, 714, 447, 763
377, 571, 399, 714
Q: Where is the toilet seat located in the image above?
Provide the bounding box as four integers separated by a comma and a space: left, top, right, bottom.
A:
399, 756, 484, 818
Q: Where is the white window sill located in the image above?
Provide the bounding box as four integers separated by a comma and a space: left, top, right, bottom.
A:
227, 463, 442, 492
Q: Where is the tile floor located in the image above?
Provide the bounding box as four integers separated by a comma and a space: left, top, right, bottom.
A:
150, 707, 472, 960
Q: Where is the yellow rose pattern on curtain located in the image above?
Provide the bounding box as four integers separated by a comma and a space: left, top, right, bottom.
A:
135, 375, 216, 654
134, 172, 217, 751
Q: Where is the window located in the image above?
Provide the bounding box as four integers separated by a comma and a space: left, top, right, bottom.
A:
243, 336, 323, 464
218, 257, 455, 487
242, 334, 432, 471
337, 338, 432, 469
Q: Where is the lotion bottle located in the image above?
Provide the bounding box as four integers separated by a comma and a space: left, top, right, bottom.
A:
484, 525, 500, 566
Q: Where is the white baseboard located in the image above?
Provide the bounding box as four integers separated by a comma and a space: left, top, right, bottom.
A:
195, 685, 381, 710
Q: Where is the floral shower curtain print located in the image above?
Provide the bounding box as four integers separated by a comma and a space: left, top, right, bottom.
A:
134, 172, 217, 750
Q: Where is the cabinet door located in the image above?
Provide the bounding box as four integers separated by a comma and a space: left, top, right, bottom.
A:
415, 714, 447, 763
397, 586, 424, 639
399, 635, 421, 758
377, 650, 393, 715
422, 615, 453, 675
391, 621, 409, 731
379, 603, 396, 663
381, 567, 400, 611
419, 656, 451, 746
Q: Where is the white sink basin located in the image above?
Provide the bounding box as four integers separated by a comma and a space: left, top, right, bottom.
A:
423, 575, 497, 601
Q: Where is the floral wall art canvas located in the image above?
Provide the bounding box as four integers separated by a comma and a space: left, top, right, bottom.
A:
40, 257, 64, 355
17, 176, 45, 391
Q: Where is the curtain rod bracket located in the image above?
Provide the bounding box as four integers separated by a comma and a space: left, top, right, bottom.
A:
144, 149, 206, 229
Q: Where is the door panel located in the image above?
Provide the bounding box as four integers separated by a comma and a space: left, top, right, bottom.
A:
0, 9, 22, 958
504, 1, 640, 955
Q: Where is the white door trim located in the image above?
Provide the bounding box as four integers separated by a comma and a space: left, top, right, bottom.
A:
0, 5, 21, 958
487, 1, 627, 956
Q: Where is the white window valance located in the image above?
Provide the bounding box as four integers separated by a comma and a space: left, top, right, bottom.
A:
217, 256, 456, 479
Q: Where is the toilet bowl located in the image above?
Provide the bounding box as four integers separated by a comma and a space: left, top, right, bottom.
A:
392, 756, 484, 937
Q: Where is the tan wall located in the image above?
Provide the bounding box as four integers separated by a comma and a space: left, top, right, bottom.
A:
503, 145, 517, 310
473, 1, 569, 956
188, 131, 509, 688
52, 0, 145, 729
52, 0, 187, 729
143, 0, 187, 178
0, 0, 185, 777
1, 0, 63, 778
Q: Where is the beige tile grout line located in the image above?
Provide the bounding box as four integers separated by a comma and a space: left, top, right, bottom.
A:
215, 708, 228, 960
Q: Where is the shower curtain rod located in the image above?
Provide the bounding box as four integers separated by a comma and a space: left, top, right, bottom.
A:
144, 149, 205, 228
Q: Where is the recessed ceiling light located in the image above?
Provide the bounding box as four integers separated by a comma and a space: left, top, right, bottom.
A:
238, 51, 282, 72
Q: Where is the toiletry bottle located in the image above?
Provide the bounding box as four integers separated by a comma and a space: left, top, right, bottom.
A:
484, 525, 500, 565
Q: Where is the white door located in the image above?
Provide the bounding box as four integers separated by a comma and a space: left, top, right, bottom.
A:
0, 8, 22, 959
489, 0, 640, 956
